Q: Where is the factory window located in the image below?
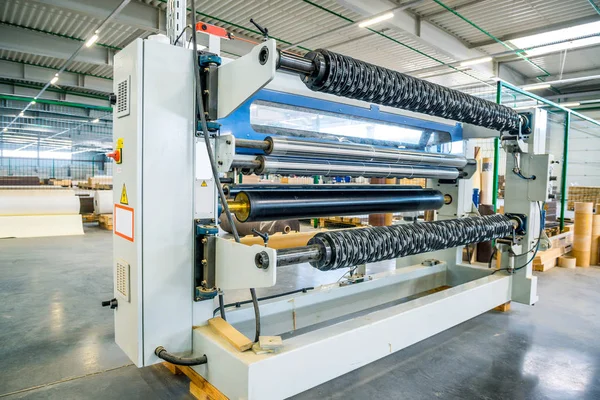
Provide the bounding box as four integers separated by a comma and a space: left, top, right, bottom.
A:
250, 101, 452, 151
2, 149, 73, 160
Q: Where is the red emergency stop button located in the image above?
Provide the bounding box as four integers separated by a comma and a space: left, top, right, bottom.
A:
107, 149, 122, 164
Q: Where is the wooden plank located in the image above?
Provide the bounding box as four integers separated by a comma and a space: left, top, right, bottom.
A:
162, 361, 182, 375
533, 258, 557, 272
494, 302, 511, 312
208, 317, 253, 352
163, 362, 228, 400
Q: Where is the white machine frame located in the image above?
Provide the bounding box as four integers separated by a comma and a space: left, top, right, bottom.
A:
111, 37, 549, 399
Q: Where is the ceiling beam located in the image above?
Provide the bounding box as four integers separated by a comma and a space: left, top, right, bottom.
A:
0, 24, 111, 66
468, 15, 600, 48
337, 0, 495, 79
420, 0, 484, 19
29, 0, 165, 34
0, 82, 111, 108
0, 59, 112, 94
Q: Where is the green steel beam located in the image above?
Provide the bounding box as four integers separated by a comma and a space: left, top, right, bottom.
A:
0, 94, 112, 112
493, 81, 502, 213
0, 79, 109, 101
588, 0, 600, 15
560, 112, 571, 232
499, 81, 600, 128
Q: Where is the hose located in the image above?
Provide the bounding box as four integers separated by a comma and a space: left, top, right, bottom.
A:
189, 0, 261, 341
155, 346, 207, 366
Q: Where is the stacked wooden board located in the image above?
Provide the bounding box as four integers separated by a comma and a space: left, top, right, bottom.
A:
533, 230, 573, 272
567, 186, 600, 211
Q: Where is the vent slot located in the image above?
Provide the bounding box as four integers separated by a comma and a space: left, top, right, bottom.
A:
116, 260, 130, 301
116, 77, 130, 118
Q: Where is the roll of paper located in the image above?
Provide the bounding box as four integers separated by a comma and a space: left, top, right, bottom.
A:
94, 190, 114, 215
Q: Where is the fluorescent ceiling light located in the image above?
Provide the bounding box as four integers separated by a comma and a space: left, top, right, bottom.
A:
358, 12, 394, 28
2, 128, 7, 132
85, 34, 99, 47
510, 21, 600, 57
459, 56, 493, 67
522, 83, 551, 91
92, 118, 100, 123
50, 75, 59, 84
18, 112, 24, 117
30, 101, 36, 105
560, 102, 580, 107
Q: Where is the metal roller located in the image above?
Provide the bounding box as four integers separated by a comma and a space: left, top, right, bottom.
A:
277, 50, 522, 134
224, 184, 423, 197
298, 214, 514, 270
264, 137, 469, 168
228, 188, 445, 222
255, 156, 460, 180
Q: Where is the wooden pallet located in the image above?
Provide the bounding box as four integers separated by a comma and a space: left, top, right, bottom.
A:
532, 230, 573, 272
163, 362, 228, 400
98, 214, 113, 230
77, 183, 113, 190
318, 216, 364, 228
81, 213, 99, 223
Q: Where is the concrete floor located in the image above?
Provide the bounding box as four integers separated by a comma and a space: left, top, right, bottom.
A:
1, 226, 599, 399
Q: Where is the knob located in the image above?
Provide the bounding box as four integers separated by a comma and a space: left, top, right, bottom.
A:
102, 298, 118, 309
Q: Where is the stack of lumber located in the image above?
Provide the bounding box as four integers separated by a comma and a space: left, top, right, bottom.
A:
0, 176, 40, 186
78, 176, 113, 190
99, 214, 113, 230
398, 178, 427, 187
567, 186, 600, 211
533, 231, 573, 272
50, 179, 72, 187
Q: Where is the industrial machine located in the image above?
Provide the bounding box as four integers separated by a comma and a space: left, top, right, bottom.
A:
104, 19, 550, 400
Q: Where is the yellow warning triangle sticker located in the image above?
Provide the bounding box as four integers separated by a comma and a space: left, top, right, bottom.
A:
120, 183, 129, 205
201, 180, 207, 187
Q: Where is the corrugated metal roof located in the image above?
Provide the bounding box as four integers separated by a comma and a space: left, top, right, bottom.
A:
0, 0, 599, 91
410, 0, 598, 47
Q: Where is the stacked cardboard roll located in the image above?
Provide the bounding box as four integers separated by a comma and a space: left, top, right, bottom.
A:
573, 202, 593, 267
592, 213, 600, 265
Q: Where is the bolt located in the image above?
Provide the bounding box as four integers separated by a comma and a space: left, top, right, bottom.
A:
203, 68, 209, 72
201, 259, 207, 266
201, 238, 207, 244
226, 140, 231, 145
218, 161, 223, 165
203, 90, 209, 94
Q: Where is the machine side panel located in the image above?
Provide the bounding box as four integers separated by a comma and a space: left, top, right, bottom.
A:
113, 39, 144, 366
141, 40, 196, 366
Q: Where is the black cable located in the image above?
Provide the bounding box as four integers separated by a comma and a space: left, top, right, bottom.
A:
218, 293, 226, 321
154, 346, 207, 366
173, 25, 192, 46
488, 246, 497, 269
212, 287, 314, 317
492, 202, 545, 275
188, 0, 261, 340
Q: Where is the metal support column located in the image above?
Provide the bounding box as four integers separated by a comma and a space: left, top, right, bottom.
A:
493, 81, 502, 213
560, 112, 571, 232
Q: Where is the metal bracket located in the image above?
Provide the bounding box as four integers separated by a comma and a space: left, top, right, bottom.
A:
217, 39, 277, 119
216, 134, 235, 173
214, 237, 277, 290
